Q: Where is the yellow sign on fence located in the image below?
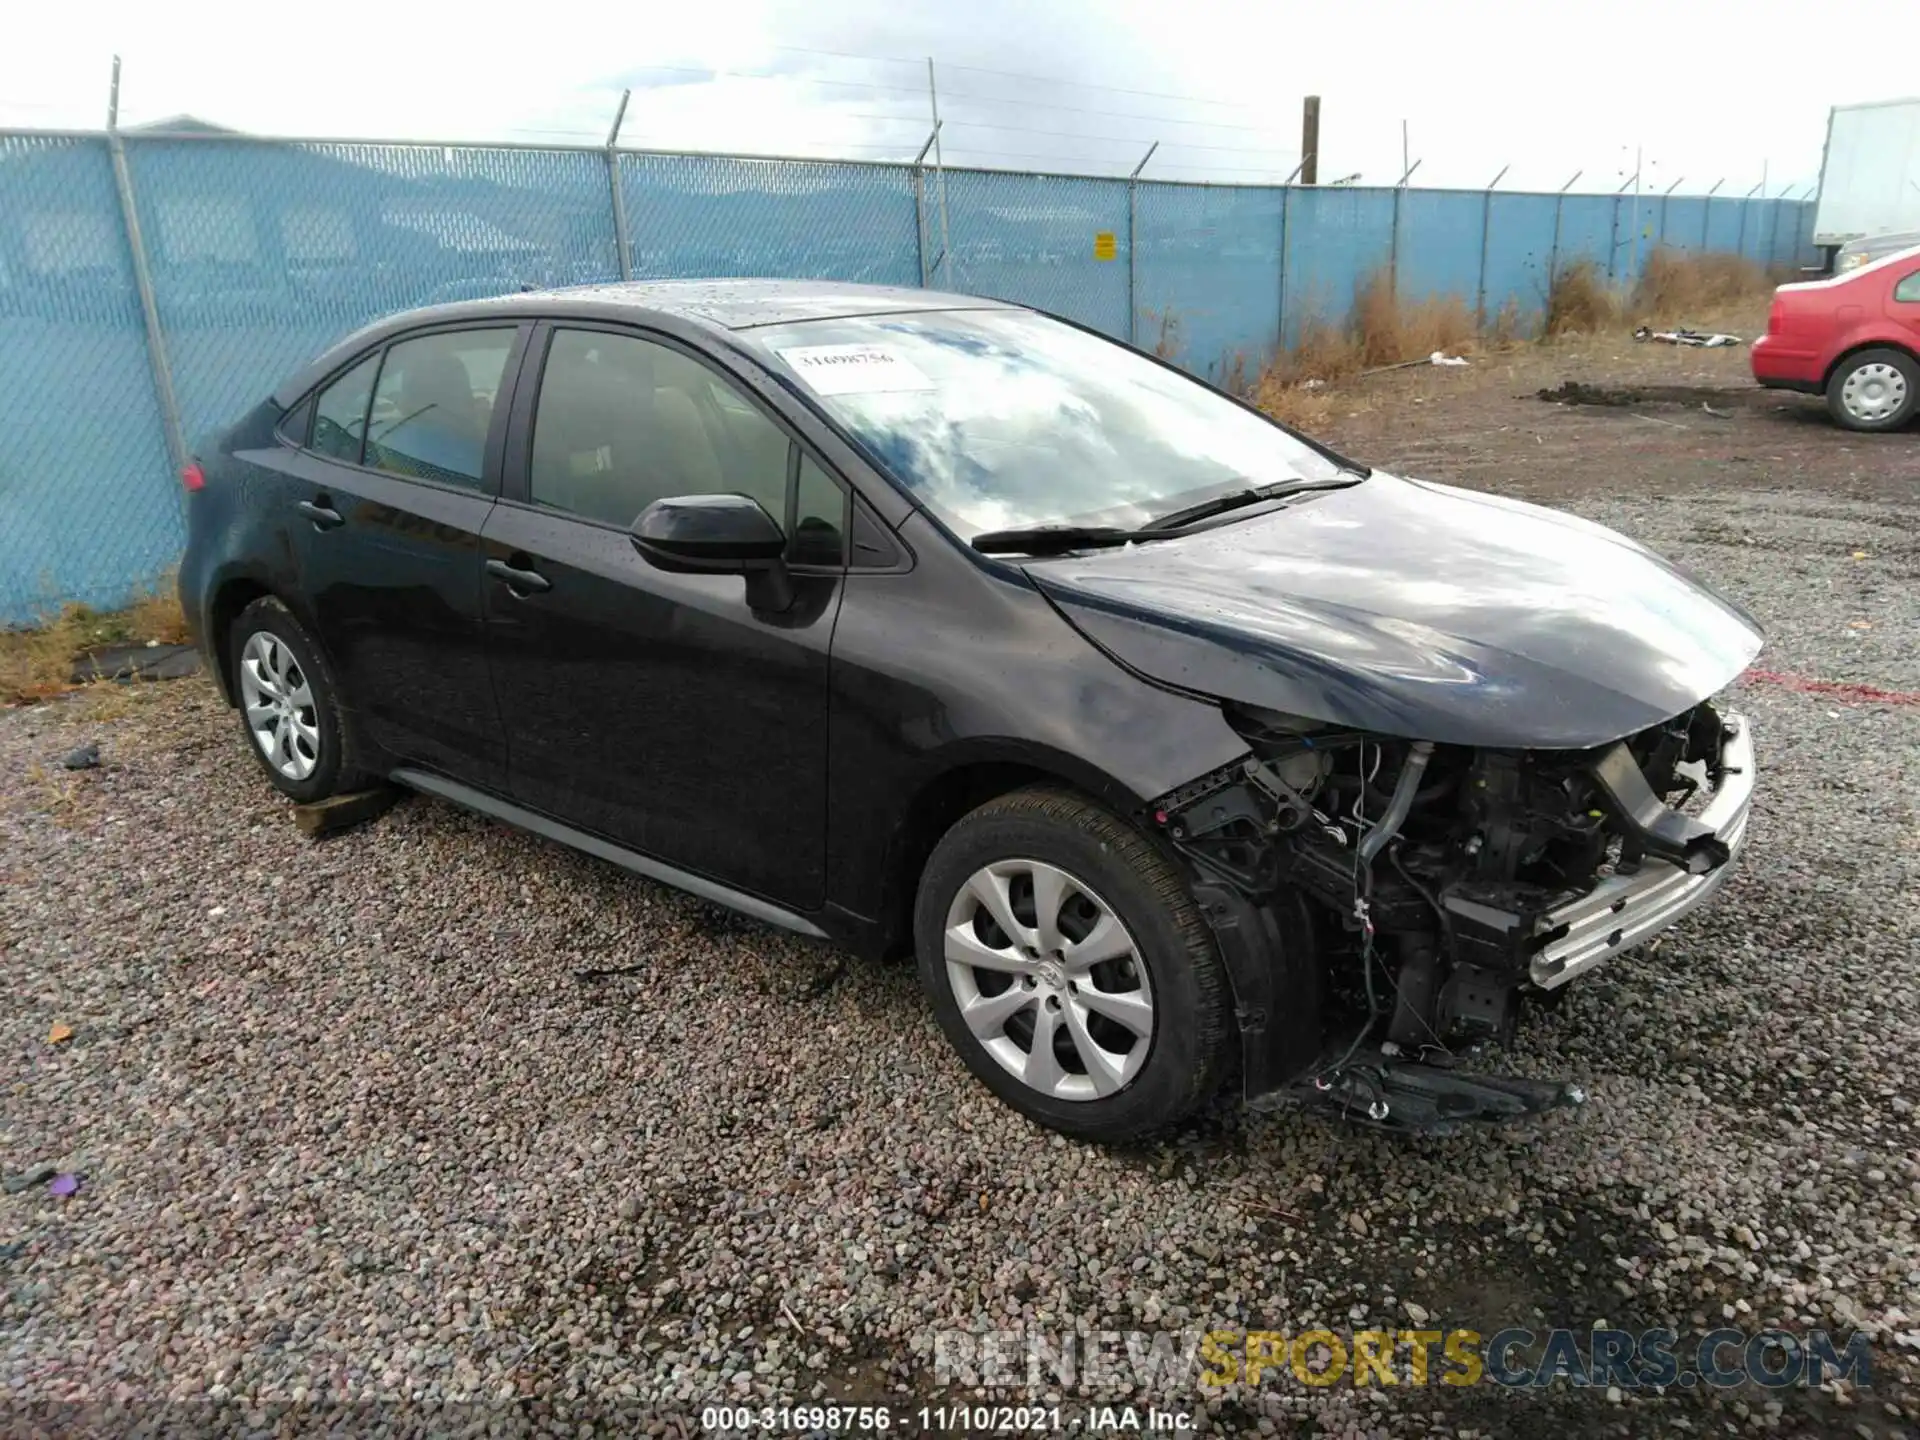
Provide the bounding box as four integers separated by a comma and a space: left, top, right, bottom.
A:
1093, 231, 1118, 261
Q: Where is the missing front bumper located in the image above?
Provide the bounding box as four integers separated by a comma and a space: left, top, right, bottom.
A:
1529, 712, 1755, 990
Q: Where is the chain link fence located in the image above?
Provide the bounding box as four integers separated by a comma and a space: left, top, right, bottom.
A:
0, 127, 1820, 624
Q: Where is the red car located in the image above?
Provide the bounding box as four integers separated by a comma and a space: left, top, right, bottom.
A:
1752, 244, 1920, 431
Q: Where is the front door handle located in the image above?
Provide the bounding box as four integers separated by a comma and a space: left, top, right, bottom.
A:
486, 557, 552, 596
297, 499, 344, 531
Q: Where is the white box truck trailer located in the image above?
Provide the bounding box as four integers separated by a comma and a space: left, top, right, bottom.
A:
1814, 97, 1920, 257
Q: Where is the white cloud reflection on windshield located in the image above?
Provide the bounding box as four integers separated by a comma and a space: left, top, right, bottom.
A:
755, 310, 1341, 538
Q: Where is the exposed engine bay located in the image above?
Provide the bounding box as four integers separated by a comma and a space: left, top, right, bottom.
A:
1150, 698, 1752, 1131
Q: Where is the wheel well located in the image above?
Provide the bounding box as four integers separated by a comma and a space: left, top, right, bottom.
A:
1823, 340, 1920, 390
207, 579, 271, 705
878, 761, 1066, 957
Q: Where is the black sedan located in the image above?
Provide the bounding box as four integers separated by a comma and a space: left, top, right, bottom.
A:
180, 280, 1762, 1141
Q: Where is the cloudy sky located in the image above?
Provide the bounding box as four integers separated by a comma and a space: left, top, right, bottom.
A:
2, 0, 1907, 195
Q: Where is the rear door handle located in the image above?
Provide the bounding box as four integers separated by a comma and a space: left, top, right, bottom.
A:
486, 558, 552, 595
297, 499, 344, 531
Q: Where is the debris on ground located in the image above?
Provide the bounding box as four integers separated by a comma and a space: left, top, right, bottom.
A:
46, 1023, 72, 1045
1634, 325, 1743, 347
47, 1173, 82, 1198
2, 1166, 57, 1195
1365, 352, 1472, 377
60, 741, 99, 771
291, 786, 402, 838
574, 963, 648, 981
70, 642, 202, 685
1536, 380, 1760, 410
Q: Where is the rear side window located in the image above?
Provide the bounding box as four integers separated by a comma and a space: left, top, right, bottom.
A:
276, 394, 315, 448
1896, 271, 1920, 304
364, 328, 516, 488
311, 353, 379, 462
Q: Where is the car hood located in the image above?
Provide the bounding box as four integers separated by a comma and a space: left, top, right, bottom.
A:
1028, 474, 1763, 749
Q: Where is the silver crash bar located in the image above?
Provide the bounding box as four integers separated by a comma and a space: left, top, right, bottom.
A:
1530, 714, 1755, 990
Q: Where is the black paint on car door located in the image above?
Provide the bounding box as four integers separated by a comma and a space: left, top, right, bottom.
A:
481, 322, 846, 911
285, 322, 530, 790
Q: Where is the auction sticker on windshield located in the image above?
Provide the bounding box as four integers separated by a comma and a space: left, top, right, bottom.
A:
777, 344, 936, 396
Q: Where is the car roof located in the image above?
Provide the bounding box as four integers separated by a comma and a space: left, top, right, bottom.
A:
271, 279, 1020, 406
1840, 230, 1920, 257
541, 278, 1021, 329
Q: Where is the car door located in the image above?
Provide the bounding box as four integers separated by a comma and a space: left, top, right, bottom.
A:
278, 322, 528, 790
481, 322, 849, 912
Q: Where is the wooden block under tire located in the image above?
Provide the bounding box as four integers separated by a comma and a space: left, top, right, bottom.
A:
291, 786, 401, 838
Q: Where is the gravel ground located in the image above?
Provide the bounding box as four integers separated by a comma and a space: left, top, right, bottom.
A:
4, 345, 1919, 1437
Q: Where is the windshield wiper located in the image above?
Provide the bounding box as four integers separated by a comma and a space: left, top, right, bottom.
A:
970, 476, 1363, 556
1148, 475, 1358, 531
970, 525, 1145, 555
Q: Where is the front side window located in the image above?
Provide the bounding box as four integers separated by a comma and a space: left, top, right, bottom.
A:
743, 309, 1345, 541
311, 352, 379, 462
530, 328, 793, 532
364, 328, 516, 488
1895, 270, 1920, 304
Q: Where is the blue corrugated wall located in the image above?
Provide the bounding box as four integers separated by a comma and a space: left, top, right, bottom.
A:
0, 131, 1823, 623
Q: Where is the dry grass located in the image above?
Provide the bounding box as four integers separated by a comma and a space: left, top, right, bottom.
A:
1633, 247, 1771, 321
1252, 371, 1335, 431
1545, 260, 1617, 337
1276, 315, 1362, 385
1254, 269, 1478, 430
1352, 276, 1479, 369
1544, 250, 1775, 338
1250, 248, 1774, 434
125, 586, 192, 646
0, 581, 189, 705
0, 612, 90, 704
1485, 298, 1524, 349
1145, 308, 1182, 362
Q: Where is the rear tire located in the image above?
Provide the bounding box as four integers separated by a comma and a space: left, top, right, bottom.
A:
1825, 348, 1918, 432
913, 786, 1232, 1143
228, 596, 368, 803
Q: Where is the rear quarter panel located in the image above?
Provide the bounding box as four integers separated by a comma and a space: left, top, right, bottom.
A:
179, 401, 309, 699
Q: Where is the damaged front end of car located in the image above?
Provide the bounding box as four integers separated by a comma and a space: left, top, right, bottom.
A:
1149, 697, 1756, 1133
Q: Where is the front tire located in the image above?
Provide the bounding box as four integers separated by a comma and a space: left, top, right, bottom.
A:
228, 595, 367, 803
913, 787, 1233, 1143
1826, 348, 1918, 432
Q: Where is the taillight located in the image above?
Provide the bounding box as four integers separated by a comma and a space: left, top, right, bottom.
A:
181, 461, 205, 493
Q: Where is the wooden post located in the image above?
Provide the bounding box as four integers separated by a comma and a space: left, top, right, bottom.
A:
1299, 97, 1320, 185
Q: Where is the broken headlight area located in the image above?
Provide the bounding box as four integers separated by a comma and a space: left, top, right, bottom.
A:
1152, 697, 1753, 1132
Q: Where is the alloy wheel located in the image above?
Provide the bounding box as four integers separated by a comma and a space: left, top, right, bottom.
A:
942, 859, 1154, 1101
1841, 362, 1908, 424
238, 631, 320, 781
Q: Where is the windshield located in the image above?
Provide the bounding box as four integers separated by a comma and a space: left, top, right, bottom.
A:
743, 308, 1347, 540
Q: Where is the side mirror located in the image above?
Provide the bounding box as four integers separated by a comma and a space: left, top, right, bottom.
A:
630, 493, 785, 570
630, 493, 793, 610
